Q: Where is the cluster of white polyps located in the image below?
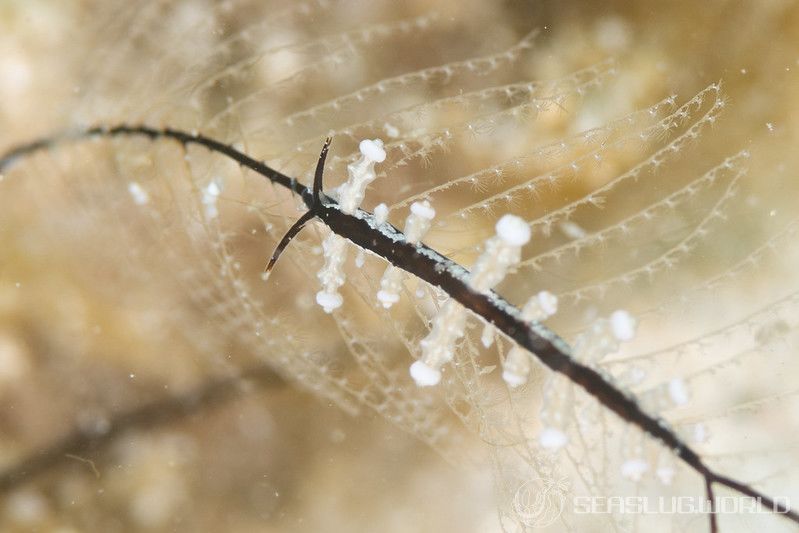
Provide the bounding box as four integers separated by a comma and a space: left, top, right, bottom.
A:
315, 232, 349, 313
537, 309, 637, 454
336, 139, 386, 214
315, 139, 386, 313
636, 375, 692, 414
572, 309, 637, 362
410, 214, 532, 387
202, 178, 223, 220
502, 290, 558, 388
376, 200, 436, 309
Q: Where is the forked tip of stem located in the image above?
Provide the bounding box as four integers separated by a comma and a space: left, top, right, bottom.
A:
313, 137, 333, 207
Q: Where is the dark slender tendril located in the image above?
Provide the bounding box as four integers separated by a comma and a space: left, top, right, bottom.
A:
263, 209, 317, 278
264, 137, 332, 278
313, 136, 332, 207
706, 478, 718, 533
1, 126, 797, 532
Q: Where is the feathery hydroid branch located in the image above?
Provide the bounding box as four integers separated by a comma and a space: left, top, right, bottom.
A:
1, 126, 796, 532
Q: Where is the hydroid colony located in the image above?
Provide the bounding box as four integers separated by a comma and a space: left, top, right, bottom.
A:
1, 1, 798, 531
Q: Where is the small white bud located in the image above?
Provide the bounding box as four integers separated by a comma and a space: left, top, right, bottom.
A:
537, 291, 558, 318
610, 310, 636, 341
480, 324, 494, 348
693, 423, 708, 444
668, 378, 690, 406
409, 360, 441, 387
539, 427, 568, 451
495, 214, 531, 247
127, 182, 149, 205
621, 458, 649, 481
359, 138, 386, 162
502, 346, 531, 388
521, 290, 558, 322
377, 289, 400, 308
354, 250, 365, 268
403, 200, 435, 244
316, 291, 343, 313
205, 181, 221, 197
657, 466, 676, 485
373, 203, 389, 224
410, 200, 436, 220
502, 369, 527, 388
376, 266, 403, 309
202, 178, 223, 219
383, 122, 400, 138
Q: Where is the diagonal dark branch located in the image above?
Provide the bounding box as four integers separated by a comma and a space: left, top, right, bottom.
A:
264, 137, 332, 277
264, 208, 317, 277
313, 136, 332, 207
706, 477, 718, 533
0, 365, 283, 494
2, 127, 796, 530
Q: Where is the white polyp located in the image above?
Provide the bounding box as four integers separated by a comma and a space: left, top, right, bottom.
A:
416, 299, 467, 386
316, 233, 348, 312
502, 370, 527, 388
558, 220, 587, 239
403, 200, 435, 244
668, 378, 690, 406
410, 200, 436, 221
610, 310, 636, 341
377, 290, 400, 308
410, 360, 441, 387
373, 203, 389, 224
468, 214, 530, 293
537, 291, 558, 317
502, 346, 531, 388
354, 250, 365, 268
480, 324, 495, 348
383, 122, 400, 138
521, 290, 558, 321
376, 266, 403, 309
127, 182, 149, 205
359, 138, 386, 162
621, 458, 649, 481
574, 310, 637, 362
202, 179, 222, 220
315, 291, 343, 313
376, 201, 435, 309
693, 423, 708, 444
495, 214, 531, 247
337, 138, 386, 214
626, 366, 647, 385
656, 466, 676, 485
539, 427, 568, 451
414, 213, 531, 387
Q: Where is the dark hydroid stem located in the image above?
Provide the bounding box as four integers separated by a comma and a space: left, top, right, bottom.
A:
1, 125, 314, 207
